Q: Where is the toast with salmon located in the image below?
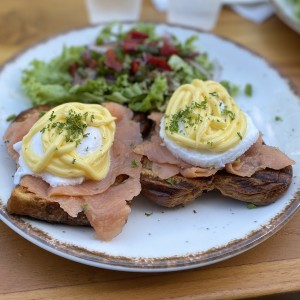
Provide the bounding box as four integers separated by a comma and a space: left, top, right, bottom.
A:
140, 157, 293, 207
135, 112, 294, 208
4, 103, 143, 241
4, 105, 294, 226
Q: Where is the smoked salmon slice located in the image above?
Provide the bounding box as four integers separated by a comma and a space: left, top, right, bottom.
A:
4, 103, 142, 241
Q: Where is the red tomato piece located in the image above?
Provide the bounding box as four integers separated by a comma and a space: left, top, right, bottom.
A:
122, 40, 138, 53
128, 30, 149, 40
130, 59, 141, 75
147, 55, 171, 71
159, 40, 178, 57
105, 49, 123, 71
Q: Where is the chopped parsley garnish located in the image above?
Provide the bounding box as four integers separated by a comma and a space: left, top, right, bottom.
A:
220, 80, 239, 97
145, 212, 153, 216
247, 203, 257, 209
209, 92, 218, 97
41, 110, 91, 147
165, 101, 206, 134
82, 203, 88, 211
275, 116, 282, 121
72, 158, 76, 164
166, 177, 177, 185
222, 106, 235, 120
49, 111, 56, 121
131, 159, 139, 168
244, 83, 252, 96
39, 110, 46, 117
6, 114, 16, 122
237, 132, 243, 140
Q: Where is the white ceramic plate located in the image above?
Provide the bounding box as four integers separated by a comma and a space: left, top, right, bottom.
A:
0, 23, 300, 272
272, 0, 300, 34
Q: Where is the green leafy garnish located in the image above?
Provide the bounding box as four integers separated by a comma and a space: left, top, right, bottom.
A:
209, 92, 218, 97
222, 106, 235, 120
220, 80, 240, 97
145, 212, 153, 216
166, 101, 206, 134
166, 177, 177, 186
6, 114, 16, 122
41, 110, 91, 147
237, 132, 243, 140
244, 83, 252, 96
247, 203, 257, 209
38, 110, 46, 117
131, 159, 138, 168
82, 203, 88, 211
275, 116, 282, 121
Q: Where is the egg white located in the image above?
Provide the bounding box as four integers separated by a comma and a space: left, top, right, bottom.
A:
159, 113, 259, 168
13, 126, 102, 187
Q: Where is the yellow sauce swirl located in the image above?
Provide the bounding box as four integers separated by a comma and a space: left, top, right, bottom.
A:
164, 80, 247, 153
22, 103, 116, 181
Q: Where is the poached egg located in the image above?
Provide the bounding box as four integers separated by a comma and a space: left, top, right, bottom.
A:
14, 103, 116, 187
160, 79, 259, 168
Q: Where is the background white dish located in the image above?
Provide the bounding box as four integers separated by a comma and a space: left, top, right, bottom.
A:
0, 23, 300, 272
272, 0, 300, 33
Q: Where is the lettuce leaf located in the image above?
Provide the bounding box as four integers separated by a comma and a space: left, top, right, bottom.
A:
22, 46, 85, 105
21, 24, 221, 112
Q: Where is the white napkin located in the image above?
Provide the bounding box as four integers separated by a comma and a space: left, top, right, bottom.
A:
86, 0, 142, 24
230, 2, 274, 23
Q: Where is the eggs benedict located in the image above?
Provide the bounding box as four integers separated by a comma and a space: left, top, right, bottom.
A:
13, 103, 116, 186
160, 79, 259, 168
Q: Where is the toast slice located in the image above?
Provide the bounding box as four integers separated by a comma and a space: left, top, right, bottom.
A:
7, 185, 90, 225
4, 105, 139, 227
141, 157, 293, 208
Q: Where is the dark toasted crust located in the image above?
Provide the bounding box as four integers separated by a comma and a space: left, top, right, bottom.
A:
141, 168, 214, 207
141, 158, 293, 207
7, 185, 90, 226
213, 166, 293, 205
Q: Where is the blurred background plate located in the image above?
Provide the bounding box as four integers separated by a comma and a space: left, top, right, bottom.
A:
272, 0, 300, 34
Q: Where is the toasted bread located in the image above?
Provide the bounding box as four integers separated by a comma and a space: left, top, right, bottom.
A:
141, 158, 293, 207
4, 105, 137, 225
7, 185, 90, 225
4, 105, 293, 224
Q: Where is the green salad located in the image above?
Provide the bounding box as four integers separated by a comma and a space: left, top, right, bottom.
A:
22, 23, 242, 113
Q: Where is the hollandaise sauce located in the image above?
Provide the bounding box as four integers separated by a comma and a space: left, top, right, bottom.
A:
164, 80, 247, 153
22, 103, 116, 181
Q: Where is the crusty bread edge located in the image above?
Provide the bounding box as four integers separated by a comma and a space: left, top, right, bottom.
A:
141, 159, 293, 208
7, 185, 90, 226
